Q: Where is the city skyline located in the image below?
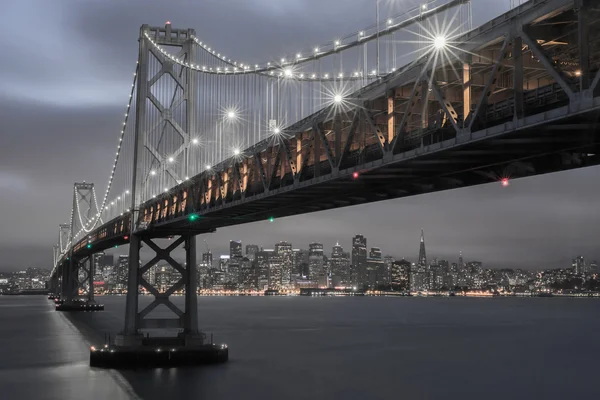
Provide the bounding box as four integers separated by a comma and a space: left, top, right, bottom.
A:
2, 0, 600, 272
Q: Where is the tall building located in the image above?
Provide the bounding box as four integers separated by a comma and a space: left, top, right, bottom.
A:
411, 231, 429, 291
391, 259, 411, 291
352, 235, 367, 285
275, 241, 293, 287
93, 253, 113, 281
239, 257, 255, 290
366, 247, 385, 288
574, 256, 585, 275
418, 229, 427, 268
256, 250, 270, 290
202, 251, 213, 269
230, 240, 243, 259
265, 249, 282, 290
246, 244, 259, 261
330, 243, 350, 285
116, 255, 129, 289
294, 249, 309, 276
308, 243, 325, 282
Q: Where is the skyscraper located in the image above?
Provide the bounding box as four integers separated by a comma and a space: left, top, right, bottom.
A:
202, 250, 213, 267
391, 259, 411, 291
574, 256, 585, 275
246, 244, 259, 261
275, 241, 293, 288
366, 247, 385, 288
411, 231, 429, 292
117, 255, 129, 289
308, 243, 325, 282
352, 235, 367, 286
230, 240, 243, 259
330, 243, 350, 285
418, 230, 427, 268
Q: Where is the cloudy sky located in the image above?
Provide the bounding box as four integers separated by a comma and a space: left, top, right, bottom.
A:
1, 0, 597, 272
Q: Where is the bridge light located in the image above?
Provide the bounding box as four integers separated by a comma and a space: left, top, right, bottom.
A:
205, 165, 212, 171
234, 148, 241, 156
273, 127, 281, 134
192, 138, 199, 145
86, 244, 92, 249
333, 94, 343, 104
353, 171, 359, 179
150, 170, 156, 176
189, 214, 199, 222
314, 47, 319, 54
268, 216, 275, 223
226, 110, 236, 120
434, 36, 447, 49
123, 236, 129, 240
284, 68, 293, 78
168, 157, 174, 163
500, 178, 510, 187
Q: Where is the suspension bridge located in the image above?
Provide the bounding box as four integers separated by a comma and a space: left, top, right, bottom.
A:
48, 0, 600, 366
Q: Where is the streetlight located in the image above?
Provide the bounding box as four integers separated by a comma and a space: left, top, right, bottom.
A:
434, 36, 447, 50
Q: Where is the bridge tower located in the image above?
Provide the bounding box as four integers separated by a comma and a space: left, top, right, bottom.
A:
60, 183, 100, 306
116, 23, 203, 347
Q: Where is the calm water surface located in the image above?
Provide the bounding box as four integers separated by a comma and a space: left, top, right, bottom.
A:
1, 295, 599, 400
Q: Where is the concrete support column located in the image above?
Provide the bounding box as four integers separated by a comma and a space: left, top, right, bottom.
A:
123, 235, 141, 336
184, 236, 199, 335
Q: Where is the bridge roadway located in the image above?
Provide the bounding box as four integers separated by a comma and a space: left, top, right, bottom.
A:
55, 0, 600, 271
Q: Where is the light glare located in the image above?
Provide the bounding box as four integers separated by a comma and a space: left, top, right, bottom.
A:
434, 36, 447, 49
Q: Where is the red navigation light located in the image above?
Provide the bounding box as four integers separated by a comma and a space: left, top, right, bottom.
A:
123, 236, 129, 240
352, 172, 359, 179
500, 178, 509, 187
